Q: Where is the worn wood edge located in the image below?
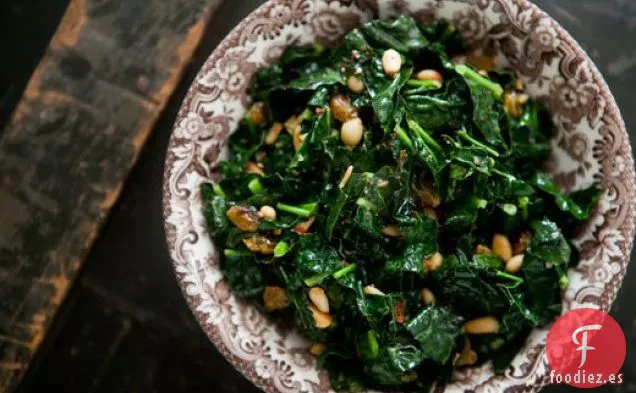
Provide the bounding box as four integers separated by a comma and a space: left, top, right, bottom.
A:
0, 0, 217, 390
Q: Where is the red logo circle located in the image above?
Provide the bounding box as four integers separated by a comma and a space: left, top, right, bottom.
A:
546, 308, 625, 388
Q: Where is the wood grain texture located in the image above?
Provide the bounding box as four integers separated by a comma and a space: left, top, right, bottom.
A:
0, 0, 223, 390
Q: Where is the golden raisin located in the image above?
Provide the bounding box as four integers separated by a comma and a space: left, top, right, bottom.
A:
514, 231, 532, 255
466, 53, 496, 72
226, 205, 262, 232
294, 217, 316, 234
247, 102, 267, 126
393, 300, 406, 324
329, 94, 357, 122
263, 286, 290, 311
242, 234, 276, 254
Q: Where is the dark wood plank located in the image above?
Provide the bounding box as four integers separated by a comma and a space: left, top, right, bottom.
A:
15, 1, 268, 391
0, 0, 223, 390
8, 0, 636, 393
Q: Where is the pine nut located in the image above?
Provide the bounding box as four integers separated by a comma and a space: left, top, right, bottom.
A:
259, 205, 277, 221
515, 78, 525, 91
339, 165, 354, 189
416, 69, 443, 82
400, 372, 417, 383
263, 286, 289, 311
505, 254, 524, 273
284, 110, 311, 144
475, 244, 492, 255
504, 92, 523, 117
293, 129, 304, 151
455, 338, 477, 366
284, 113, 307, 151
309, 287, 330, 313
363, 285, 386, 296
492, 234, 513, 262
464, 316, 500, 334
309, 304, 333, 329
421, 288, 436, 305
382, 49, 402, 77
245, 161, 265, 176
310, 343, 326, 355
265, 122, 284, 145
347, 75, 365, 93
341, 118, 364, 147
382, 225, 403, 237
417, 183, 441, 208
423, 207, 438, 221
424, 252, 443, 272
455, 349, 477, 366
284, 115, 300, 133
247, 102, 267, 126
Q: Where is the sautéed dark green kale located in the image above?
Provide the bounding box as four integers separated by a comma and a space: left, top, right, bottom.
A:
201, 15, 601, 392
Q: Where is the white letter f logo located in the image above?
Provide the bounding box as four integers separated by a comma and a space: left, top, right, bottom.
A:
572, 324, 602, 368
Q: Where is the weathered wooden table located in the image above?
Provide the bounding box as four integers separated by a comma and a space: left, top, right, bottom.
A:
0, 0, 223, 390
1, 1, 635, 392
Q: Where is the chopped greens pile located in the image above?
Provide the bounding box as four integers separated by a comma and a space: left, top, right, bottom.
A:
201, 15, 601, 392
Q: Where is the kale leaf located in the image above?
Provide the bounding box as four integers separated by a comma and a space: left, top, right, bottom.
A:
359, 14, 430, 54
522, 219, 571, 324
531, 173, 601, 221
405, 306, 461, 363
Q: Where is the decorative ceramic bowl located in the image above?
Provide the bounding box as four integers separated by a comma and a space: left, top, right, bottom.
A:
163, 1, 636, 392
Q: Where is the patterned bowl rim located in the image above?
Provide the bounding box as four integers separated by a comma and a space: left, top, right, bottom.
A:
162, 1, 636, 392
